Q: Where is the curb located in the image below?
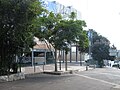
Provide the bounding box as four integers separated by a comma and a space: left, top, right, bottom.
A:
43, 69, 81, 75
25, 72, 43, 77
24, 67, 94, 76
43, 71, 72, 75
0, 73, 25, 82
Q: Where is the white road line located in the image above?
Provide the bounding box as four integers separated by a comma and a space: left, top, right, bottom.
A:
75, 74, 120, 86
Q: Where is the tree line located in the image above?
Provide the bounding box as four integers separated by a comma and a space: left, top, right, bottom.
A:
0, 0, 112, 75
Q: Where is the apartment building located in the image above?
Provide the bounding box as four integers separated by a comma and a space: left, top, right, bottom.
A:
43, 0, 82, 20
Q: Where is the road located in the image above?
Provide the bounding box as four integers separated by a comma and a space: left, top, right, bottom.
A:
0, 67, 120, 90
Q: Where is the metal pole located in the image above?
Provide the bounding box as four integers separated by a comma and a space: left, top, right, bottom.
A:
88, 29, 93, 59
70, 45, 72, 63
85, 61, 88, 71
43, 62, 45, 71
32, 50, 34, 66
76, 46, 78, 62
45, 50, 46, 65
34, 57, 35, 72
86, 65, 88, 71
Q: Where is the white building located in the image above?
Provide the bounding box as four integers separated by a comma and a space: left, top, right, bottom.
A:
117, 50, 120, 60
43, 0, 82, 20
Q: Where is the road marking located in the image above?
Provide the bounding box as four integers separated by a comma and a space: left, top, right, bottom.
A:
75, 74, 120, 87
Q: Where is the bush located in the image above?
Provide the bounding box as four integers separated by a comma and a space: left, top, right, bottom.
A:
0, 68, 8, 76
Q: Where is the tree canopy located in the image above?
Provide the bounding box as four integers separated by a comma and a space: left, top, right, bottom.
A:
34, 9, 89, 71
91, 30, 110, 67
0, 0, 44, 75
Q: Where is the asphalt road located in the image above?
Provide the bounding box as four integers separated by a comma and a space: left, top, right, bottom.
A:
0, 67, 120, 90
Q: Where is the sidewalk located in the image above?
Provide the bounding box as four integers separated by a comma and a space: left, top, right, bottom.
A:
21, 62, 94, 75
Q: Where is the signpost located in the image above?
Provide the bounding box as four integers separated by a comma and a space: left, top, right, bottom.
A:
32, 49, 47, 72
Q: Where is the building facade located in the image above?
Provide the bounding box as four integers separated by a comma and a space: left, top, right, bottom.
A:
42, 0, 82, 20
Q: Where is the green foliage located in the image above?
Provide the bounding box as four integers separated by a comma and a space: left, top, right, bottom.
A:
69, 12, 77, 20
34, 11, 62, 40
48, 19, 88, 53
34, 5, 88, 54
30, 2, 89, 71
78, 30, 89, 53
91, 30, 110, 67
0, 0, 44, 75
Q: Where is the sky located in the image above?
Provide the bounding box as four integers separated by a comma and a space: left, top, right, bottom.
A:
49, 0, 120, 49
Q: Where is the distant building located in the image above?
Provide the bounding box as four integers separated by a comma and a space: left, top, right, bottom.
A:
116, 50, 120, 60
32, 37, 55, 65
109, 45, 117, 57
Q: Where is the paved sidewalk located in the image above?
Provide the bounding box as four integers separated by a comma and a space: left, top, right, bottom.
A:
21, 62, 93, 75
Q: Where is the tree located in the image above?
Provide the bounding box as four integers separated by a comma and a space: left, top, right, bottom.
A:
0, 0, 44, 75
78, 30, 89, 66
69, 12, 77, 20
49, 19, 87, 71
35, 8, 88, 71
91, 30, 110, 67
34, 10, 62, 71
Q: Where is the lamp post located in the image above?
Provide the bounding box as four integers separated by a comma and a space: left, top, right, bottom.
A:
88, 29, 93, 60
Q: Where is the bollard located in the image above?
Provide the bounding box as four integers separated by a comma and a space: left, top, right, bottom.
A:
43, 62, 45, 71
86, 65, 88, 71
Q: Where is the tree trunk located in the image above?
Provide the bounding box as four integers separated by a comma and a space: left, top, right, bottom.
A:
65, 51, 67, 71
70, 47, 72, 63
76, 46, 78, 62
55, 49, 57, 72
62, 50, 65, 63
59, 50, 61, 70
80, 52, 82, 66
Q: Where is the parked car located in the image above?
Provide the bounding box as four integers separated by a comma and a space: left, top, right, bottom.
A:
112, 60, 120, 68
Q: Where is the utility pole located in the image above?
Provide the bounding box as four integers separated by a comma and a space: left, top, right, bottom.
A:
88, 29, 93, 60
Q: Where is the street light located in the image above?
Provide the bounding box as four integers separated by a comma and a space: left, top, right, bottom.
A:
88, 29, 93, 60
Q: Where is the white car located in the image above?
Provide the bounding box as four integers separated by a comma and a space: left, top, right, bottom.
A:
112, 60, 120, 68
